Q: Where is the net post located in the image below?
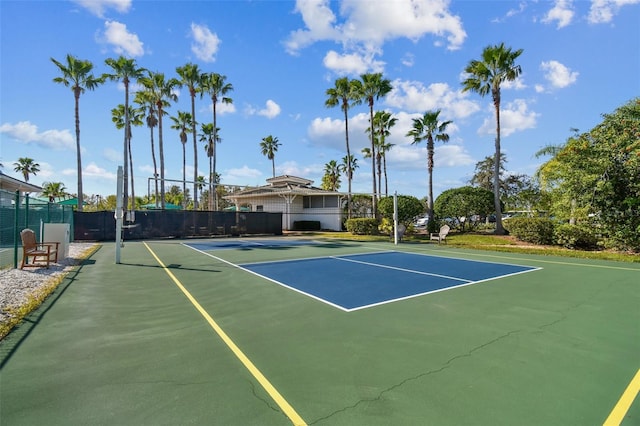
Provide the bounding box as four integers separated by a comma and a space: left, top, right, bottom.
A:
393, 191, 398, 245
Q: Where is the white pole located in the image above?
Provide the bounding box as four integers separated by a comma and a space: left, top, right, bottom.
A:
393, 191, 398, 245
115, 166, 123, 264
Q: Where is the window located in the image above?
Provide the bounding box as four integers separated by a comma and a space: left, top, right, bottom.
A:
256, 205, 263, 211
303, 196, 339, 208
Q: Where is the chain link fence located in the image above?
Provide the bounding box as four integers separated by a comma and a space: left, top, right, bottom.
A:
0, 189, 74, 270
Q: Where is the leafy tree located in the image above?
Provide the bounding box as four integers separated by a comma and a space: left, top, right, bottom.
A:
260, 135, 281, 178
104, 56, 146, 211
406, 110, 452, 231
201, 73, 233, 210
13, 157, 40, 182
378, 195, 423, 224
321, 160, 341, 191
434, 186, 494, 231
139, 71, 179, 209
469, 154, 506, 192
325, 77, 362, 218
170, 111, 194, 208
51, 54, 103, 211
358, 73, 393, 215
462, 43, 523, 234
176, 63, 203, 209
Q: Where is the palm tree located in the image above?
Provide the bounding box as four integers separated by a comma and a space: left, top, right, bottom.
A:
200, 73, 233, 210
199, 123, 222, 210
379, 140, 395, 197
104, 56, 146, 211
367, 111, 397, 197
134, 90, 164, 207
325, 77, 362, 218
51, 54, 103, 211
170, 111, 194, 209
339, 154, 358, 193
358, 73, 393, 215
406, 110, 452, 228
139, 71, 179, 209
260, 135, 281, 178
462, 42, 523, 234
322, 160, 342, 191
111, 104, 144, 209
41, 181, 67, 202
176, 63, 203, 210
13, 157, 40, 182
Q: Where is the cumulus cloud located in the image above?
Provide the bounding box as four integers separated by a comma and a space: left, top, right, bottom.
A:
386, 80, 480, 119
72, 0, 131, 18
323, 50, 384, 75
190, 23, 221, 62
588, 0, 640, 24
224, 165, 263, 182
478, 99, 539, 137
540, 60, 579, 89
542, 0, 575, 28
62, 162, 117, 180
246, 100, 281, 119
285, 0, 467, 73
0, 121, 75, 150
100, 20, 144, 57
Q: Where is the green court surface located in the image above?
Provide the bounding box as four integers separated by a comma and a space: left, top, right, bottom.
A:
1, 238, 638, 425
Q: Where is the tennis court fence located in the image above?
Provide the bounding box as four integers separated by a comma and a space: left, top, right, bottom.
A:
0, 189, 74, 269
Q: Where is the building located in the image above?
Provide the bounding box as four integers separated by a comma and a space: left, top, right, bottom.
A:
0, 172, 42, 207
224, 175, 345, 231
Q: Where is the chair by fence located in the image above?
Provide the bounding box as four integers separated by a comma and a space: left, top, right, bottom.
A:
20, 228, 59, 269
430, 224, 450, 244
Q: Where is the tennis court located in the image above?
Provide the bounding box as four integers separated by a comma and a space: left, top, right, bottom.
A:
1, 237, 638, 425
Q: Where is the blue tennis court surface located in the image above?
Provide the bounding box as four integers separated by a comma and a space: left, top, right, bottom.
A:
240, 252, 540, 311
188, 239, 318, 251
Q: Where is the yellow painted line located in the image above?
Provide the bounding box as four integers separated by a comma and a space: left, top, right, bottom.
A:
603, 368, 640, 426
143, 242, 307, 426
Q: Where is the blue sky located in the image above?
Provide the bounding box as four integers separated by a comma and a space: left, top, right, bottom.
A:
1, 0, 639, 202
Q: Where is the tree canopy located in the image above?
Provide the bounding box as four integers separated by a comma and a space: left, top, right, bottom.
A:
434, 186, 494, 231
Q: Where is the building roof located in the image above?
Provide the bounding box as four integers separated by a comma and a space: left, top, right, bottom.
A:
224, 175, 344, 200
0, 172, 42, 193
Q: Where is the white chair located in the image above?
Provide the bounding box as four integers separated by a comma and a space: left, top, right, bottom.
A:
430, 224, 450, 244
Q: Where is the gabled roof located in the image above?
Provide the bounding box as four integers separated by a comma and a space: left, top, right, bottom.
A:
224, 175, 344, 200
0, 172, 42, 193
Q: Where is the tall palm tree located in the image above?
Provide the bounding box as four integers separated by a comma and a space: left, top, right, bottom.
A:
358, 73, 392, 215
462, 42, 523, 234
135, 90, 167, 207
13, 157, 40, 182
368, 111, 397, 197
379, 140, 395, 197
200, 73, 233, 210
51, 54, 103, 211
322, 160, 341, 191
139, 71, 179, 209
339, 154, 358, 193
199, 123, 222, 210
111, 104, 144, 209
170, 111, 194, 209
176, 63, 203, 209
260, 135, 281, 178
104, 56, 146, 211
406, 110, 452, 228
325, 77, 362, 218
41, 181, 67, 202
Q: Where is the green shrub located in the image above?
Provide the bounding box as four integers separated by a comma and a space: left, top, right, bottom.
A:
346, 218, 379, 235
504, 217, 555, 245
293, 220, 321, 231
554, 224, 599, 250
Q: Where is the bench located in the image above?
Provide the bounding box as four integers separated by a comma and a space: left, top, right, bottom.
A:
20, 228, 59, 269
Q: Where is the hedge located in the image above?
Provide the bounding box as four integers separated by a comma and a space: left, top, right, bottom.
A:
504, 217, 555, 245
346, 218, 379, 235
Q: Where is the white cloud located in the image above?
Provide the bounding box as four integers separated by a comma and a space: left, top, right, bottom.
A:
224, 165, 263, 181
0, 121, 75, 150
285, 0, 467, 73
62, 162, 116, 180
478, 99, 539, 137
386, 80, 480, 119
246, 100, 281, 119
542, 0, 575, 28
103, 148, 120, 162
101, 20, 144, 57
588, 0, 640, 24
72, 0, 131, 18
190, 23, 221, 62
209, 101, 236, 116
323, 50, 384, 75
540, 60, 579, 89
278, 160, 321, 178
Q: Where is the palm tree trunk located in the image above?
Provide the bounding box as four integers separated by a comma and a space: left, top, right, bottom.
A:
123, 83, 129, 211
150, 126, 159, 208
182, 142, 186, 209
128, 132, 135, 210
493, 94, 505, 235
191, 93, 198, 210
344, 107, 352, 219
368, 104, 377, 216
212, 100, 217, 211
158, 107, 166, 210
74, 88, 84, 212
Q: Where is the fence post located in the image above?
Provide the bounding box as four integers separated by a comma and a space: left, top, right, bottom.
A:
13, 191, 20, 269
